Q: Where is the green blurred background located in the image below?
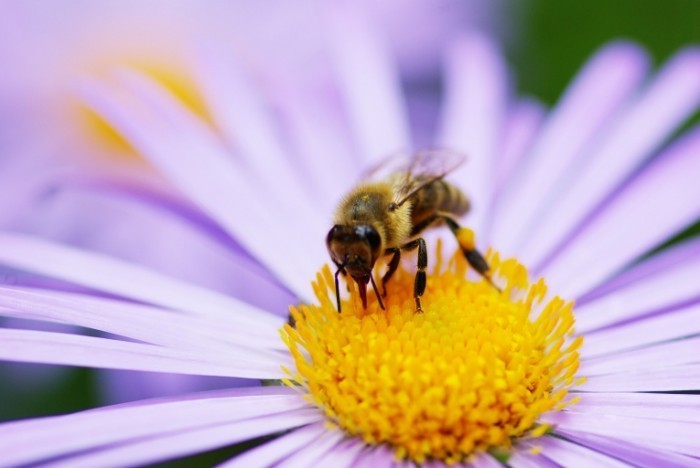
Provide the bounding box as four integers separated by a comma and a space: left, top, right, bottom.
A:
513, 0, 700, 105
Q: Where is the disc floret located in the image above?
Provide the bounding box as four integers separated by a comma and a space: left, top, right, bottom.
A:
282, 248, 583, 464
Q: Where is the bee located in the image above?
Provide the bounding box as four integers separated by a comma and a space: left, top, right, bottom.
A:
326, 149, 497, 313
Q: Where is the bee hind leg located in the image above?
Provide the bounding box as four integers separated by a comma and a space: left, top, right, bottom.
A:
440, 214, 500, 291
400, 238, 428, 313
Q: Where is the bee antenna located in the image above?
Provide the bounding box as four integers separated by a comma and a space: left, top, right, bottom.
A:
334, 264, 346, 313
368, 272, 385, 310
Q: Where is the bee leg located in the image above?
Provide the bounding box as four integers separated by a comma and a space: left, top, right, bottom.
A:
401, 238, 428, 313
381, 248, 401, 297
440, 214, 500, 291
333, 264, 345, 313
368, 273, 385, 310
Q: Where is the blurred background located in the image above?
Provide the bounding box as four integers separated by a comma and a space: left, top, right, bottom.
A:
1, 0, 698, 452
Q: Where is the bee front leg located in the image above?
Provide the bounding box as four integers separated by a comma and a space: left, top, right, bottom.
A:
401, 238, 428, 313
382, 248, 401, 297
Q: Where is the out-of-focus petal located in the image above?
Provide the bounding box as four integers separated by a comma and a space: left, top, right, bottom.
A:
351, 445, 396, 468
0, 232, 283, 332
222, 422, 328, 468
0, 329, 286, 379
523, 48, 700, 268
491, 42, 649, 254
0, 286, 285, 353
190, 41, 318, 210
0, 386, 308, 466
275, 84, 359, 212
42, 409, 320, 468
437, 33, 509, 238
77, 73, 320, 299
312, 439, 365, 468
32, 185, 296, 314
541, 125, 700, 298
276, 429, 346, 468
325, 2, 410, 163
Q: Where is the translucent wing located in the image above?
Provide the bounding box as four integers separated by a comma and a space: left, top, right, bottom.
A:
360, 149, 414, 182
390, 149, 466, 207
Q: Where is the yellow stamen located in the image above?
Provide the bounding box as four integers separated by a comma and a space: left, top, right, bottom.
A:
281, 245, 582, 464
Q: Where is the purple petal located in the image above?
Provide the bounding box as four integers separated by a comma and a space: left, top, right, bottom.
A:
77, 74, 319, 299
325, 2, 410, 164
274, 85, 360, 213
67, 168, 250, 255
574, 238, 700, 333
523, 48, 700, 269
352, 445, 395, 468
581, 336, 700, 376
276, 429, 346, 467
524, 435, 628, 467
508, 449, 559, 468
313, 438, 366, 468
579, 364, 700, 392
51, 408, 321, 468
68, 178, 295, 312
492, 98, 546, 202
189, 42, 321, 219
581, 302, 700, 359
469, 452, 503, 467
570, 392, 700, 422
541, 124, 700, 298
221, 422, 328, 468
0, 286, 287, 354
437, 33, 509, 237
543, 411, 700, 457
578, 236, 700, 304
0, 388, 313, 466
0, 329, 286, 379
491, 42, 649, 255
559, 429, 699, 468
0, 232, 283, 333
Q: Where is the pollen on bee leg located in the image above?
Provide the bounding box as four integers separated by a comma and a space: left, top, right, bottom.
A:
456, 227, 476, 251
281, 246, 582, 464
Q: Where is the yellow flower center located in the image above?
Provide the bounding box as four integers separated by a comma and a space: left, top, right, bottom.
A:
282, 245, 583, 464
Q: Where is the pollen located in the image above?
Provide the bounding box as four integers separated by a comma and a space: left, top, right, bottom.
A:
281, 245, 583, 464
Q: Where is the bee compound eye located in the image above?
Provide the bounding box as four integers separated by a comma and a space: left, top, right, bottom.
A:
357, 225, 381, 252
326, 225, 341, 245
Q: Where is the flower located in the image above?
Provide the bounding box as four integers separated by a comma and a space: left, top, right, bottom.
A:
2, 6, 700, 467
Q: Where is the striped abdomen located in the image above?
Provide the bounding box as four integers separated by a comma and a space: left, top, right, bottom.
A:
409, 179, 470, 230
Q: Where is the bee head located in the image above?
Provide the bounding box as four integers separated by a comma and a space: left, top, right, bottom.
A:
326, 224, 382, 279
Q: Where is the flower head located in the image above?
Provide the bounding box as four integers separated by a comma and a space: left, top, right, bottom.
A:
1, 4, 700, 467
284, 251, 582, 463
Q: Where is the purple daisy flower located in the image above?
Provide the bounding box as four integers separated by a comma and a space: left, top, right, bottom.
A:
1, 5, 700, 467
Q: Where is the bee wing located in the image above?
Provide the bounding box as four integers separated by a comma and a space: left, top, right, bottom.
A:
392, 149, 466, 207
360, 150, 414, 182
